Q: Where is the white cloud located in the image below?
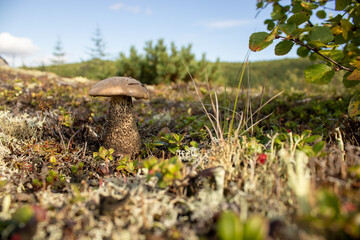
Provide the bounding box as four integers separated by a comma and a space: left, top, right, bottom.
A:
32, 55, 56, 66
0, 32, 39, 56
200, 19, 259, 29
109, 3, 123, 10
145, 8, 152, 15
125, 5, 140, 14
109, 2, 147, 14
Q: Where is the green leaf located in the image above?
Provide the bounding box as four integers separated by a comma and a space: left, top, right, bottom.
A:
287, 13, 310, 26
157, 180, 168, 189
318, 50, 344, 62
279, 23, 296, 35
167, 164, 178, 174
275, 40, 295, 56
249, 32, 273, 52
99, 146, 105, 152
265, 26, 279, 42
340, 19, 353, 40
309, 52, 317, 61
316, 190, 340, 218
300, 145, 314, 156
12, 206, 34, 224
271, 3, 287, 21
316, 10, 326, 19
243, 216, 268, 240
312, 141, 325, 155
334, 33, 347, 44
169, 156, 180, 164
293, 134, 300, 143
350, 58, 360, 68
348, 94, 360, 118
256, 1, 264, 9
349, 165, 360, 179
335, 0, 351, 10
292, 28, 307, 38
264, 19, 275, 31
297, 46, 310, 58
71, 165, 78, 173
304, 64, 335, 84
116, 165, 126, 170
153, 140, 165, 146
301, 130, 312, 139
292, 1, 306, 13
309, 26, 334, 43
168, 146, 179, 154
304, 135, 321, 143
217, 211, 243, 240
190, 141, 199, 148
172, 133, 180, 142
49, 155, 57, 164
309, 40, 333, 48
327, 14, 342, 23
109, 148, 115, 155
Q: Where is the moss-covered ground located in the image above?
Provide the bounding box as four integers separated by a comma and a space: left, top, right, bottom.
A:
0, 65, 359, 240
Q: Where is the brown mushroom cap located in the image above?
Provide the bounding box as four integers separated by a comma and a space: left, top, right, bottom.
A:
89, 77, 149, 99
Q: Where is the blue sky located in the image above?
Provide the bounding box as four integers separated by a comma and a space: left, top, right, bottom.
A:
0, 0, 298, 66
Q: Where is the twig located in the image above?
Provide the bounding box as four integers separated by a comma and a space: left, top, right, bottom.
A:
82, 142, 87, 159
277, 36, 354, 72
55, 125, 66, 151
67, 128, 81, 151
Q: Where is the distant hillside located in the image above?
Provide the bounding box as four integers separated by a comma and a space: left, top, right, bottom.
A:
25, 59, 117, 80
218, 58, 310, 88
24, 58, 344, 91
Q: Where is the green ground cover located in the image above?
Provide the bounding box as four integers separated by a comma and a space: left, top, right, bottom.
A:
0, 65, 359, 239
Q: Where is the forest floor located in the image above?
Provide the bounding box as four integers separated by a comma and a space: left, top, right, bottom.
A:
0, 65, 359, 240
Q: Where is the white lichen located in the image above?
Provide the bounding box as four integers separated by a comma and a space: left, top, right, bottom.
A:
0, 110, 44, 160
151, 112, 172, 125
176, 147, 199, 161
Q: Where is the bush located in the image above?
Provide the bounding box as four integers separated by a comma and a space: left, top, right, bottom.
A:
115, 39, 220, 85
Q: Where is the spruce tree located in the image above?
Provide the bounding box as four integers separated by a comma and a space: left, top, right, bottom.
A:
89, 27, 107, 60
116, 46, 143, 79
52, 37, 65, 65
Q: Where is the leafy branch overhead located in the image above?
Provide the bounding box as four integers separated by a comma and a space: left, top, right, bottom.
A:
249, 0, 360, 87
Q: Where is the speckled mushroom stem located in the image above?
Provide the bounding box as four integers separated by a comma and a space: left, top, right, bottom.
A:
103, 95, 142, 157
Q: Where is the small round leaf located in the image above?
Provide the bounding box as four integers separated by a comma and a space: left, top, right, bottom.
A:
217, 211, 243, 240
316, 10, 326, 19
304, 64, 335, 84
309, 26, 334, 44
249, 32, 273, 52
279, 23, 296, 35
287, 13, 310, 26
297, 46, 310, 58
275, 40, 295, 56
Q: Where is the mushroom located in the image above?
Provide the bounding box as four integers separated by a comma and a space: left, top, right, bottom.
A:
89, 76, 149, 157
